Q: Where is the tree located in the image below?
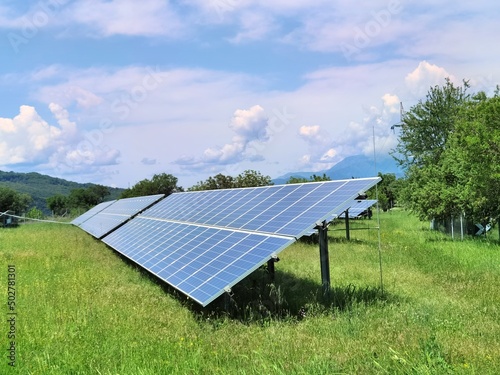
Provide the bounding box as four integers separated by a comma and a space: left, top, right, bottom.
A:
189, 173, 235, 191
188, 170, 273, 191
393, 78, 500, 225
0, 186, 32, 213
444, 94, 500, 224
234, 170, 273, 188
47, 194, 69, 216
286, 173, 330, 184
393, 78, 471, 169
121, 173, 183, 198
367, 173, 401, 211
87, 184, 110, 203
392, 79, 472, 220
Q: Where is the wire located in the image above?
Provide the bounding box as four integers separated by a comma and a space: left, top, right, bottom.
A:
0, 211, 72, 224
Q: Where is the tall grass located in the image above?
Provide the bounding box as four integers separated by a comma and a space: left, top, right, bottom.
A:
0, 211, 499, 374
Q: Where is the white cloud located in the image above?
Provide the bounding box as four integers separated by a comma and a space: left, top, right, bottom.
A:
0, 104, 119, 175
174, 105, 274, 169
405, 61, 454, 97
63, 0, 184, 37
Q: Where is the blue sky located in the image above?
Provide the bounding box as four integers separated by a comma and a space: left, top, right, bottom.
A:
1, 0, 499, 189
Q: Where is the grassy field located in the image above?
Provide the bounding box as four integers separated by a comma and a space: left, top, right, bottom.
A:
0, 210, 499, 374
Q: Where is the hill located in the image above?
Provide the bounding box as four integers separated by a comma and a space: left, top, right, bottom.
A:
273, 154, 403, 184
0, 170, 124, 214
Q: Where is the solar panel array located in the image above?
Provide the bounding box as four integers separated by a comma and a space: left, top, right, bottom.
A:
97, 178, 380, 306
72, 194, 164, 239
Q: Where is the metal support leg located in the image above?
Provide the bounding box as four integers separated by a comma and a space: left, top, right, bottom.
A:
316, 220, 330, 297
344, 209, 350, 241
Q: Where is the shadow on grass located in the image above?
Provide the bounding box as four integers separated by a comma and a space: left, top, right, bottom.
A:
191, 268, 396, 325
110, 248, 396, 326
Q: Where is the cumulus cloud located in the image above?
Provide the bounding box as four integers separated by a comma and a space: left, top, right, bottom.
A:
297, 125, 339, 170
0, 104, 120, 175
174, 104, 272, 169
405, 61, 454, 97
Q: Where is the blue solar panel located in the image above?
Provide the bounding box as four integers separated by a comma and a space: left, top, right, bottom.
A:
142, 178, 380, 237
71, 200, 116, 226
76, 194, 164, 239
339, 200, 377, 219
102, 217, 293, 306
100, 178, 381, 306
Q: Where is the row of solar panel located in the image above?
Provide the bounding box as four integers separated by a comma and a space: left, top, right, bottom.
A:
72, 177, 381, 306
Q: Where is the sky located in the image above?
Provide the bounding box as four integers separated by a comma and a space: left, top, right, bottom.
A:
1, 0, 499, 189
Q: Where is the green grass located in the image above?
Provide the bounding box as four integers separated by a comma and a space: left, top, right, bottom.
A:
0, 211, 499, 374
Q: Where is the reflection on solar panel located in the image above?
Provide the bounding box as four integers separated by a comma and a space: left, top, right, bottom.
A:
76, 194, 164, 239
101, 177, 380, 306
71, 200, 116, 226
339, 199, 377, 219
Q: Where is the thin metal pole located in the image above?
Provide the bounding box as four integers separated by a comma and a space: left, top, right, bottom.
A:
373, 125, 384, 293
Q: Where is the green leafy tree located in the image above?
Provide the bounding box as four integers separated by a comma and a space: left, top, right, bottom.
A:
87, 184, 110, 203
444, 93, 500, 224
47, 194, 69, 216
393, 78, 471, 169
234, 170, 273, 188
286, 173, 330, 184
0, 186, 32, 213
189, 170, 273, 191
393, 79, 472, 220
121, 173, 183, 198
367, 173, 401, 211
68, 188, 98, 210
26, 207, 44, 219
189, 173, 235, 191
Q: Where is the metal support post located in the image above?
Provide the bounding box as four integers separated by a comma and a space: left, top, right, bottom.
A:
267, 258, 276, 282
344, 209, 350, 241
316, 220, 330, 297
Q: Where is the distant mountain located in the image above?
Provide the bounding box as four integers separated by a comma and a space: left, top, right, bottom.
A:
0, 170, 124, 214
272, 154, 404, 185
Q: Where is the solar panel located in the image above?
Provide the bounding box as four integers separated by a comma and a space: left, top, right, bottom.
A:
102, 218, 293, 306
339, 199, 377, 219
101, 178, 381, 306
71, 200, 116, 226
141, 178, 380, 237
76, 194, 164, 239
